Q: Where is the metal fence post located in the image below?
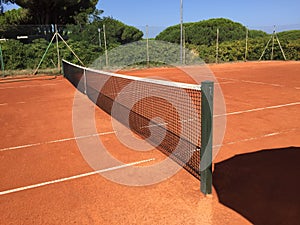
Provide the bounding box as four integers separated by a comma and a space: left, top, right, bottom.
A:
0, 44, 4, 76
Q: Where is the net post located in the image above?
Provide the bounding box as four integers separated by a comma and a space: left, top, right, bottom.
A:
200, 81, 214, 195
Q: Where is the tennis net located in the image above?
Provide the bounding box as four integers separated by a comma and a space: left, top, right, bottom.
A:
63, 59, 213, 194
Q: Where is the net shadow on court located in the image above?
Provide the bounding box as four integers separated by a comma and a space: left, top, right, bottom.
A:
213, 147, 300, 225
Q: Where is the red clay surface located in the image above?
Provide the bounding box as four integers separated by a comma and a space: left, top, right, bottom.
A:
0, 61, 299, 224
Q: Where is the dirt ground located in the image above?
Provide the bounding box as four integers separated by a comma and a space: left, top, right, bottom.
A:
0, 61, 299, 224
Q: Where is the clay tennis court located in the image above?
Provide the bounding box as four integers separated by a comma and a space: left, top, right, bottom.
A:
0, 61, 299, 224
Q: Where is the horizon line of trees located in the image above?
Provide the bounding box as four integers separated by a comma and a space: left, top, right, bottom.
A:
155, 18, 300, 62
0, 3, 299, 71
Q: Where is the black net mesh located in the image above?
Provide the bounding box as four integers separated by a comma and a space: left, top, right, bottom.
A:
63, 60, 202, 179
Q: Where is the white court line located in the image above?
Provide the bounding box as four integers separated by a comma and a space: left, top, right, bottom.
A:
0, 97, 71, 106
0, 83, 58, 90
215, 102, 300, 117
213, 128, 299, 148
225, 129, 297, 146
141, 118, 196, 129
134, 102, 300, 129
217, 81, 236, 85
1, 143, 42, 151
219, 76, 283, 87
0, 131, 116, 152
142, 122, 167, 129
214, 76, 286, 88
0, 158, 155, 196
20, 84, 58, 88
215, 77, 300, 90
240, 79, 283, 87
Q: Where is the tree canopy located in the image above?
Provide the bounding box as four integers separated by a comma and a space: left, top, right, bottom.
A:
1, 0, 98, 24
0, 8, 29, 25
277, 30, 300, 41
156, 18, 268, 46
67, 17, 143, 46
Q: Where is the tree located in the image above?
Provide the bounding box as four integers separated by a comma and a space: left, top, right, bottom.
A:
1, 0, 98, 24
67, 17, 143, 47
156, 18, 268, 46
0, 8, 29, 25
0, 8, 32, 39
277, 30, 300, 41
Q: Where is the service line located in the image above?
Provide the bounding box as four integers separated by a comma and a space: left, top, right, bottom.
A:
214, 76, 284, 88
0, 83, 59, 90
216, 128, 299, 147
0, 158, 155, 196
215, 101, 300, 117
0, 131, 116, 152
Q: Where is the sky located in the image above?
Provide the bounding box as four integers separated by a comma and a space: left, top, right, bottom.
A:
98, 0, 300, 34
3, 0, 300, 35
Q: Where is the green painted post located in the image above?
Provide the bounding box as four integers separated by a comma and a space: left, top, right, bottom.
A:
0, 44, 4, 76
200, 81, 214, 195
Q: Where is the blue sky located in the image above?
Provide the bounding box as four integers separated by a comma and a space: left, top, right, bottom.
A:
3, 0, 300, 34
98, 0, 300, 32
